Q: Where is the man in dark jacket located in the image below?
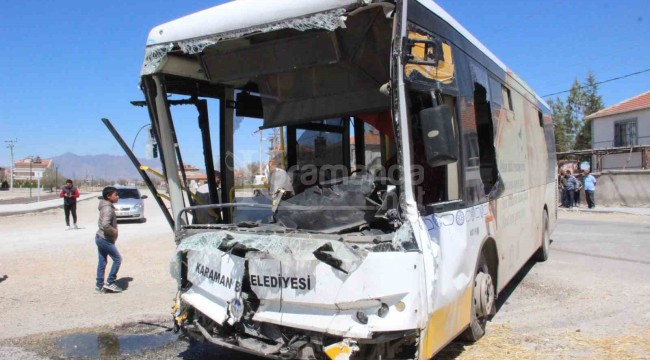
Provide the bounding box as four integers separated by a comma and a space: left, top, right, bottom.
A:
60, 179, 80, 229
96, 186, 122, 293
564, 170, 578, 208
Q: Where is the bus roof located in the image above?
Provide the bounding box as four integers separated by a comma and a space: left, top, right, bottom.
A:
145, 0, 361, 46
142, 0, 549, 109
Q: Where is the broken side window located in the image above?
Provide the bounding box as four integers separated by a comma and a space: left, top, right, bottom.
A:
471, 71, 498, 195
407, 90, 460, 208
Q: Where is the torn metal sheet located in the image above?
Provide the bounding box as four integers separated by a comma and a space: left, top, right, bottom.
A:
391, 221, 418, 251
172, 228, 422, 338
179, 8, 347, 55
181, 248, 245, 324
141, 8, 347, 75
175, 229, 367, 265
141, 43, 174, 76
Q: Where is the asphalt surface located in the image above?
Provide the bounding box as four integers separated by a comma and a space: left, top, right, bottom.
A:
1, 211, 648, 359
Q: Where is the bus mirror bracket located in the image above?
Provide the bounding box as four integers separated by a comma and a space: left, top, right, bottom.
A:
419, 105, 458, 167
404, 37, 443, 66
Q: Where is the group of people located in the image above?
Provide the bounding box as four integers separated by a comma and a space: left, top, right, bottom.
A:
559, 169, 597, 209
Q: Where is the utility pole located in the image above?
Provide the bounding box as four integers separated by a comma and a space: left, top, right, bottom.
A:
259, 129, 264, 175
29, 156, 33, 198
4, 139, 17, 192
253, 129, 265, 175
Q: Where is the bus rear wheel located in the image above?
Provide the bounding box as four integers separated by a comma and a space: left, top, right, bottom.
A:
534, 210, 550, 262
459, 253, 494, 342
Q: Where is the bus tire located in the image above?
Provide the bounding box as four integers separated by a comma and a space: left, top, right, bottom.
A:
534, 210, 550, 262
459, 252, 494, 342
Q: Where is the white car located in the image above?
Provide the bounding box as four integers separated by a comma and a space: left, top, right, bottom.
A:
114, 186, 147, 222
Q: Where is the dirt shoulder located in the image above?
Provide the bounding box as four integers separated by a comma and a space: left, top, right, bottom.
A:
0, 192, 176, 340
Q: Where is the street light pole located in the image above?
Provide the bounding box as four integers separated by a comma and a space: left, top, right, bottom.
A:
131, 124, 152, 152
4, 139, 17, 192
55, 165, 59, 191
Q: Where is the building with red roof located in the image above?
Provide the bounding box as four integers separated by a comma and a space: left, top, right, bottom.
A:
586, 91, 650, 170
13, 156, 53, 181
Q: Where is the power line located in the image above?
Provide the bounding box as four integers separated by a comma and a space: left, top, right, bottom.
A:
542, 68, 650, 98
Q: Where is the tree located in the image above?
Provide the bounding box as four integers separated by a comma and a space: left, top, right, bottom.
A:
42, 167, 65, 190
574, 72, 604, 150
548, 96, 576, 153
548, 71, 604, 151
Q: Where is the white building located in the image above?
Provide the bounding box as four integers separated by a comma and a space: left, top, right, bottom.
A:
13, 157, 53, 181
586, 91, 650, 170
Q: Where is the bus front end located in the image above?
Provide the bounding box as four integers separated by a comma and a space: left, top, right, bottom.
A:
139, 1, 434, 358
172, 225, 425, 359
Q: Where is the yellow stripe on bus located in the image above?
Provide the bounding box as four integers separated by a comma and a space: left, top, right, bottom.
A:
420, 285, 473, 359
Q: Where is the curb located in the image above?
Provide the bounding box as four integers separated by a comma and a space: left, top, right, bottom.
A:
0, 194, 100, 217
559, 207, 650, 216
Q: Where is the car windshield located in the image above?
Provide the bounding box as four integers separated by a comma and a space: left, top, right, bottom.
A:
117, 189, 140, 199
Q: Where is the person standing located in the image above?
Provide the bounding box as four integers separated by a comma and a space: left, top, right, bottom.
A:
194, 171, 222, 224
60, 179, 80, 229
96, 186, 123, 293
564, 170, 578, 208
574, 174, 583, 207
583, 170, 597, 209
268, 160, 294, 198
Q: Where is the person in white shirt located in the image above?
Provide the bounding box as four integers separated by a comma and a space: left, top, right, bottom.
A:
582, 170, 597, 209
194, 171, 222, 224
268, 160, 294, 198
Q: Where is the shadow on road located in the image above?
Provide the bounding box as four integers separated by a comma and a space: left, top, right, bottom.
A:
115, 277, 134, 290
117, 218, 147, 225
494, 258, 536, 312
436, 241, 553, 359
0, 275, 7, 283
177, 338, 262, 360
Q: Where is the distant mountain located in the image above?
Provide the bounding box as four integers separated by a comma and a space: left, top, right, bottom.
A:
51, 153, 162, 181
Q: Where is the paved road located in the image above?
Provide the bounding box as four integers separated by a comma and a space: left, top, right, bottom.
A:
1, 211, 648, 359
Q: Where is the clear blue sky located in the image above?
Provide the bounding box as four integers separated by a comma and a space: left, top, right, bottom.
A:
2, 0, 649, 168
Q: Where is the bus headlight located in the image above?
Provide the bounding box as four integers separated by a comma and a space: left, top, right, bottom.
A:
377, 303, 389, 318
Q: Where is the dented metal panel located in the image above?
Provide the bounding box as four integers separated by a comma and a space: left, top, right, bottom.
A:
173, 227, 422, 339
141, 0, 361, 75
146, 1, 361, 45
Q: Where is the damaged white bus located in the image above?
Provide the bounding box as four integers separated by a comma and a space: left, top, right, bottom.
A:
125, 0, 557, 358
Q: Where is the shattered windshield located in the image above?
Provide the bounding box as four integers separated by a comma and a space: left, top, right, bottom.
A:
225, 117, 398, 234
147, 5, 399, 234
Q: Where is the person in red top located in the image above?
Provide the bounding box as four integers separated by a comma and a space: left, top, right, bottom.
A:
60, 179, 80, 229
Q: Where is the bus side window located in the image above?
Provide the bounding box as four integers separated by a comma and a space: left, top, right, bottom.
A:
473, 83, 498, 195
408, 90, 460, 207
441, 95, 460, 201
